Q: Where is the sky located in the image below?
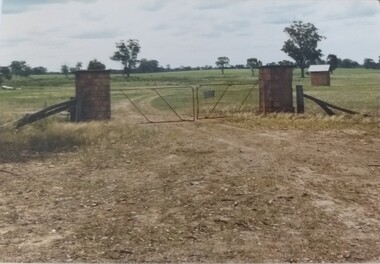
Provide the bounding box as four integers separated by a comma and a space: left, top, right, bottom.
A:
0, 0, 379, 72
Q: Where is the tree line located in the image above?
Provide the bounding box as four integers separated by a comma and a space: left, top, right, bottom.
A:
107, 22, 379, 77
0, 61, 49, 84
0, 61, 47, 79
1, 20, 379, 83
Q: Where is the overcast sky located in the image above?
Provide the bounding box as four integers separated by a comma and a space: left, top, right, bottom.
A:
1, 0, 379, 72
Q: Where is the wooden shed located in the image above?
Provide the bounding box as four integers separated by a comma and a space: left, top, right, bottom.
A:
308, 65, 330, 86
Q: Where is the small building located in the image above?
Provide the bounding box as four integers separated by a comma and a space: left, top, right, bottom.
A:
308, 65, 331, 86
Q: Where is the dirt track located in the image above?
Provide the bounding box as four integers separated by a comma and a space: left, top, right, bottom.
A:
0, 102, 380, 262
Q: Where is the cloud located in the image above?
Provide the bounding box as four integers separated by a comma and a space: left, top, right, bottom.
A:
0, 37, 28, 48
193, 1, 232, 10
263, 17, 294, 25
71, 28, 119, 39
2, 0, 96, 14
139, 0, 170, 12
201, 32, 220, 39
80, 10, 103, 22
324, 3, 379, 21
262, 3, 313, 25
212, 20, 251, 34
151, 23, 172, 31
1, 0, 379, 71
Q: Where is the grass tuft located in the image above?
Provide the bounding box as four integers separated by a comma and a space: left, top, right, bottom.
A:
0, 118, 156, 163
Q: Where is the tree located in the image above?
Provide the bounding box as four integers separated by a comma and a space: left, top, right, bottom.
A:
111, 39, 141, 77
180, 66, 192, 71
0, 66, 12, 84
281, 21, 326, 78
10, 61, 24, 76
75, 62, 82, 71
246, 58, 262, 76
315, 58, 327, 64
216, 56, 230, 75
19, 66, 32, 77
235, 64, 246, 69
61, 64, 69, 78
340, 58, 359, 68
87, 59, 106, 70
363, 58, 377, 69
202, 65, 213, 70
277, 60, 295, 66
137, 59, 160, 73
10, 61, 31, 77
31, 66, 47, 75
69, 62, 83, 73
327, 54, 338, 74
337, 57, 343, 67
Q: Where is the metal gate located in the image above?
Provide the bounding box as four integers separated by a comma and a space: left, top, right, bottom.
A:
196, 82, 259, 119
119, 86, 195, 123
118, 83, 259, 124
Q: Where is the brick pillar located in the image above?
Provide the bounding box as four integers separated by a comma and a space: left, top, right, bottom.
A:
259, 66, 294, 113
75, 70, 111, 121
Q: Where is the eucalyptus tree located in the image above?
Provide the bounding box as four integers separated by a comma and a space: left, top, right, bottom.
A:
111, 39, 141, 77
216, 56, 230, 75
327, 54, 338, 74
246, 58, 262, 76
282, 21, 325, 77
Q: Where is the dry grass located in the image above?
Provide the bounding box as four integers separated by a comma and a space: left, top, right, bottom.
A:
1, 110, 378, 164
0, 111, 379, 262
226, 112, 379, 134
0, 116, 157, 163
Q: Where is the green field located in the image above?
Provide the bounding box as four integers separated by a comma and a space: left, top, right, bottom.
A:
0, 68, 379, 124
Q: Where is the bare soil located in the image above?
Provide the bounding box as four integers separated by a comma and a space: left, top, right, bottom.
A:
1, 107, 380, 262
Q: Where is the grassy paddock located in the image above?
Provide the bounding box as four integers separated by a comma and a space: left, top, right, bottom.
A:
0, 68, 379, 123
297, 69, 379, 115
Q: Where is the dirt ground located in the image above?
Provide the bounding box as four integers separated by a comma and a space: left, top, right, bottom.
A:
1, 105, 380, 262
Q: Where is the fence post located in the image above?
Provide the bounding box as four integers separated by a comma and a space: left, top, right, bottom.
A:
377, 96, 380, 133
296, 85, 304, 114
192, 86, 196, 121
196, 85, 200, 119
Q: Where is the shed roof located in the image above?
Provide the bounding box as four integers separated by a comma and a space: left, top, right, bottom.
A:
308, 65, 330, 72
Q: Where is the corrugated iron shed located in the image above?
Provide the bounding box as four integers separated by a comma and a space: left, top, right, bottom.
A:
308, 65, 330, 72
